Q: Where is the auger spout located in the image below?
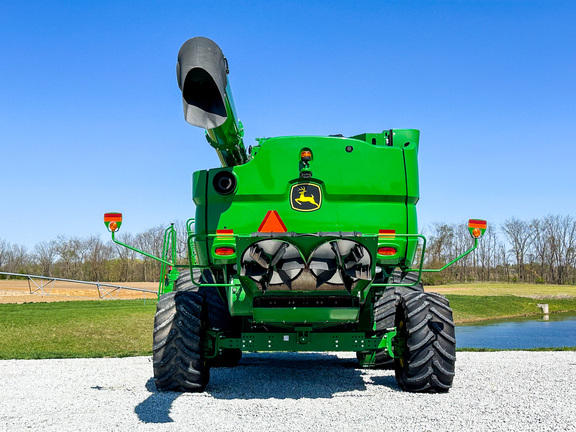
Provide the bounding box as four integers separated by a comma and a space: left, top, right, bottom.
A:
177, 37, 247, 167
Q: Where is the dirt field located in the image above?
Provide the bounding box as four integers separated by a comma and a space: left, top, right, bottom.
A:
4, 278, 574, 304
0, 279, 158, 304
430, 282, 576, 298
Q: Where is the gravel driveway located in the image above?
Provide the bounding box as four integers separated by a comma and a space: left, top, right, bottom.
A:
1, 352, 575, 431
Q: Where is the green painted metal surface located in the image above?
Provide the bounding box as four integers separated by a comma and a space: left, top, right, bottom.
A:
104, 37, 485, 361
252, 307, 360, 324
214, 331, 391, 352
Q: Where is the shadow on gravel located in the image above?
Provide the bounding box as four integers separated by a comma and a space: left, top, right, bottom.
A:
134, 352, 398, 422
369, 375, 401, 391
207, 352, 370, 399
134, 378, 180, 424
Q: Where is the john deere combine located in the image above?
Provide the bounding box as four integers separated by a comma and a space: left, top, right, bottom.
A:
104, 37, 486, 393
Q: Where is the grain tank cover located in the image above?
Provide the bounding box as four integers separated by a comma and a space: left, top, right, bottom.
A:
177, 37, 229, 129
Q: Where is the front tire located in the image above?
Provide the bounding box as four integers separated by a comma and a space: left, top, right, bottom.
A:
394, 291, 456, 393
153, 290, 209, 392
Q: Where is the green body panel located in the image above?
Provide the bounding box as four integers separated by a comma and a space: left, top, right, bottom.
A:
252, 307, 359, 324
227, 283, 253, 316
186, 129, 423, 356
213, 331, 396, 353
193, 133, 419, 270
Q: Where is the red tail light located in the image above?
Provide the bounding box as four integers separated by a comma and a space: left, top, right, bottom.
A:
215, 247, 235, 256
378, 247, 397, 256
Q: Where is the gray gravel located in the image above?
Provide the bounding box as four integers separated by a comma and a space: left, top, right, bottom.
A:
1, 352, 575, 431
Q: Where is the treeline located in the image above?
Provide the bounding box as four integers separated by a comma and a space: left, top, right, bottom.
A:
421, 215, 576, 285
0, 222, 188, 283
1, 215, 575, 285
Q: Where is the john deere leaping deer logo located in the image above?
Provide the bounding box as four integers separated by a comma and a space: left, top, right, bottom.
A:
290, 183, 322, 212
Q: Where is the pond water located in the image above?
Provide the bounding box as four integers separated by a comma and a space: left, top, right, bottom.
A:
455, 312, 576, 349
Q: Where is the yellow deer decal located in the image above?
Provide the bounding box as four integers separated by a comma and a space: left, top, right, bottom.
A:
295, 186, 319, 207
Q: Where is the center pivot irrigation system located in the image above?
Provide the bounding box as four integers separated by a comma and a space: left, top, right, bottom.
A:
104, 37, 486, 393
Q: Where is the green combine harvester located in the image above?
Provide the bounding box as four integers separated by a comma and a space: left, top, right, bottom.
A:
104, 37, 486, 393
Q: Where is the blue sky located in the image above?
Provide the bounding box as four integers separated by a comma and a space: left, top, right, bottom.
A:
1, 1, 575, 249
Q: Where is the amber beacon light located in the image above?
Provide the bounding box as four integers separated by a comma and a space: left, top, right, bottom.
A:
104, 213, 123, 232
468, 219, 487, 238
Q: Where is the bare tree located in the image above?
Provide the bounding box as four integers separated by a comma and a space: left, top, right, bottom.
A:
82, 236, 114, 281
54, 236, 84, 279
115, 232, 138, 282
34, 240, 58, 277
476, 225, 498, 282
427, 223, 455, 265
4, 243, 29, 275
424, 222, 456, 284
0, 239, 9, 271
136, 225, 165, 282
501, 217, 533, 282
497, 242, 510, 282
450, 223, 474, 282
542, 215, 576, 284
174, 220, 190, 263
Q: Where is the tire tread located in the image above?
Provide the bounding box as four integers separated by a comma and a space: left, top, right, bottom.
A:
394, 291, 456, 393
153, 290, 209, 392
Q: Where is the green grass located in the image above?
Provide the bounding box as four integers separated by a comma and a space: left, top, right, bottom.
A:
447, 294, 576, 323
1, 291, 576, 360
0, 300, 156, 360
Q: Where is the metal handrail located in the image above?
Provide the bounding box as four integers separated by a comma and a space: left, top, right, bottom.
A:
185, 231, 479, 289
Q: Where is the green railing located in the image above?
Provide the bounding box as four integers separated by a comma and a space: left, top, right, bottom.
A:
371, 233, 480, 287
109, 223, 480, 296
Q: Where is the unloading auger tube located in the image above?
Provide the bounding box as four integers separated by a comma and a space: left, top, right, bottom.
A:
177, 37, 247, 167
103, 36, 487, 394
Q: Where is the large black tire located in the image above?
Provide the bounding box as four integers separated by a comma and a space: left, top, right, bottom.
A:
361, 270, 423, 368
394, 291, 456, 393
153, 290, 209, 392
176, 269, 229, 329
176, 268, 242, 367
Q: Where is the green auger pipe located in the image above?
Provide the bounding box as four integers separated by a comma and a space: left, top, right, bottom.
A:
177, 37, 247, 167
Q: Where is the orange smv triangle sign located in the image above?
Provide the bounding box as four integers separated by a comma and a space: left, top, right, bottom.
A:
258, 210, 287, 233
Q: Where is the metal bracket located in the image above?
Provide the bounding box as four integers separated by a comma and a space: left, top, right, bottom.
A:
295, 327, 313, 345
27, 277, 56, 295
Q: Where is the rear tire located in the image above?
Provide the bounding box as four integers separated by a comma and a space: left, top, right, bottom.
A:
176, 268, 242, 368
367, 270, 423, 368
394, 291, 456, 393
153, 290, 209, 392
